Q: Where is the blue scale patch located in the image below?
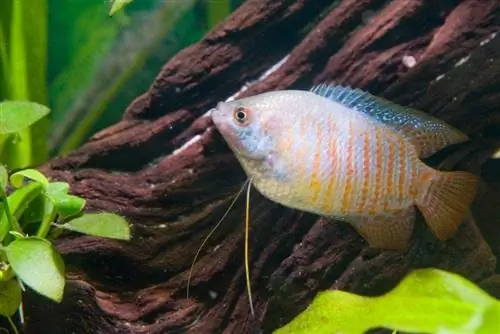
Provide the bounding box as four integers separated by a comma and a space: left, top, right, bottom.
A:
311, 83, 432, 129
309, 83, 468, 158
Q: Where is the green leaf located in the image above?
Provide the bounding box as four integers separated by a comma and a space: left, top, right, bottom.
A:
4, 0, 49, 167
35, 196, 56, 238
43, 182, 85, 218
54, 195, 85, 218
20, 195, 45, 225
18, 182, 67, 225
0, 278, 22, 316
109, 0, 134, 16
0, 164, 7, 191
8, 0, 48, 103
0, 12, 11, 98
5, 237, 65, 302
46, 181, 70, 195
0, 101, 50, 134
59, 212, 131, 240
274, 269, 500, 334
0, 182, 44, 240
5, 181, 44, 219
10, 168, 49, 188
0, 262, 14, 282
8, 231, 23, 239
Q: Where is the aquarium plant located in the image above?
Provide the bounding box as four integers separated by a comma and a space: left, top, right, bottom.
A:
275, 268, 500, 334
0, 101, 131, 334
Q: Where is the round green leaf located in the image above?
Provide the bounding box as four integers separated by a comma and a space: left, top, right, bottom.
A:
60, 213, 131, 240
54, 195, 85, 218
10, 169, 49, 188
5, 237, 65, 302
0, 278, 22, 316
45, 182, 85, 217
0, 101, 50, 134
46, 182, 70, 196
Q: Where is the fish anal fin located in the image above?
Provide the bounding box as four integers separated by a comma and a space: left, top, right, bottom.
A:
348, 208, 415, 251
310, 83, 468, 158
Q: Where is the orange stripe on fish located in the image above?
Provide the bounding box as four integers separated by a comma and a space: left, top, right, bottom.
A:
373, 128, 385, 214
383, 139, 396, 211
309, 121, 323, 204
341, 121, 354, 214
323, 125, 338, 213
358, 132, 370, 212
397, 138, 407, 203
350, 133, 362, 212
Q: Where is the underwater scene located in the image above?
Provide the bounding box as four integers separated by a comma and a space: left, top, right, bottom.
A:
0, 0, 499, 333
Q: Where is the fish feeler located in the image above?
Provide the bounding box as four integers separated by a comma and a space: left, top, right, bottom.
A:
244, 178, 255, 316
186, 178, 256, 317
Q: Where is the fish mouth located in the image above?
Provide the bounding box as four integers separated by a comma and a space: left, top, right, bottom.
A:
210, 102, 231, 131
210, 102, 248, 156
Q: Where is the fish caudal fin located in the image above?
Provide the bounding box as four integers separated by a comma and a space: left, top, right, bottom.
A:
349, 207, 415, 251
416, 169, 478, 240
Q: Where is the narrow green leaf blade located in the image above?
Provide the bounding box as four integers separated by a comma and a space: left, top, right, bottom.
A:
0, 101, 50, 134
5, 237, 65, 302
0, 278, 22, 316
0, 8, 11, 98
60, 213, 131, 240
35, 197, 56, 239
7, 0, 49, 166
16, 0, 47, 105
109, 0, 134, 16
274, 269, 500, 334
10, 168, 49, 188
0, 164, 8, 191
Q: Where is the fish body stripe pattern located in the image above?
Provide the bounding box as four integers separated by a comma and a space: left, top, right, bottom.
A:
284, 113, 416, 217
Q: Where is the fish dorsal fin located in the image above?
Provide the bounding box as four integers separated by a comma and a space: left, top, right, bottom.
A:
311, 83, 469, 158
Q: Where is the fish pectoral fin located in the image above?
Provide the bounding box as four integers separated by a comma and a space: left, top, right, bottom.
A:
348, 207, 415, 251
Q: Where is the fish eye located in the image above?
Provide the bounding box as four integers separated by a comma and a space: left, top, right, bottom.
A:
233, 106, 249, 124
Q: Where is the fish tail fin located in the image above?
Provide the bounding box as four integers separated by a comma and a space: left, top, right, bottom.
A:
416, 168, 478, 240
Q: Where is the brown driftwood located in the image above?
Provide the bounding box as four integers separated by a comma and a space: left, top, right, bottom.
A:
20, 0, 500, 333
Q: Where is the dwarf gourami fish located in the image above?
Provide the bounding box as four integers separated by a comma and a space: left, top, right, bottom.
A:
211, 83, 478, 250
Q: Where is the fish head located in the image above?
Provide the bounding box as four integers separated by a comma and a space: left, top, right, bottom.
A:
211, 95, 280, 161
211, 90, 327, 211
